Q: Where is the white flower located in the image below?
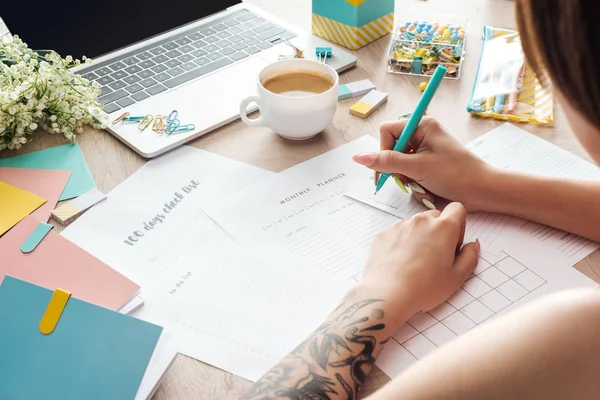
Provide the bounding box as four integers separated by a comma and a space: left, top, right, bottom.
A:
0, 36, 101, 151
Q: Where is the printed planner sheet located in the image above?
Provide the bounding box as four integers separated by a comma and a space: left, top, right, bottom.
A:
377, 237, 598, 378
204, 136, 521, 284
468, 123, 600, 263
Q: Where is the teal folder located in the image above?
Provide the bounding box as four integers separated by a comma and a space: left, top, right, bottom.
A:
0, 143, 96, 200
0, 277, 163, 400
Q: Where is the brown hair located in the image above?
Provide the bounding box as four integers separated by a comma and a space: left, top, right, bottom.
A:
516, 0, 600, 129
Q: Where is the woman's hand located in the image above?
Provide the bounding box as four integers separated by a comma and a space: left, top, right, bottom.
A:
353, 118, 496, 211
361, 202, 480, 321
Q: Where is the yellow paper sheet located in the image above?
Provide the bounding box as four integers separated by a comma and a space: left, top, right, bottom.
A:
0, 180, 46, 236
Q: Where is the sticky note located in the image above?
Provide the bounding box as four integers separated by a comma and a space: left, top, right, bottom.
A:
51, 188, 107, 225
39, 288, 71, 334
338, 79, 376, 100
21, 221, 53, 253
0, 168, 71, 221
349, 89, 389, 118
0, 216, 140, 311
0, 181, 46, 236
0, 276, 162, 400
0, 143, 96, 200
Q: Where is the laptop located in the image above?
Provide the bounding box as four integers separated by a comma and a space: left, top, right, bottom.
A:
2, 2, 357, 158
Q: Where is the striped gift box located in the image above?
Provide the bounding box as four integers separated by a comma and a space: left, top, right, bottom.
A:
312, 0, 394, 51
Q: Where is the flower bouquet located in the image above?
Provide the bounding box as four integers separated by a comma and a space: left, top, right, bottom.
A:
0, 34, 108, 151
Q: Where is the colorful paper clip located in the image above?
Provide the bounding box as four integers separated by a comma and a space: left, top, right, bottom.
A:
111, 112, 130, 124
165, 121, 195, 135
137, 115, 154, 131
122, 116, 146, 123
152, 115, 166, 134
167, 110, 178, 123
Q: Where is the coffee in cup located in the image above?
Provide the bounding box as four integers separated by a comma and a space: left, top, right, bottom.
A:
239, 59, 339, 140
261, 71, 335, 97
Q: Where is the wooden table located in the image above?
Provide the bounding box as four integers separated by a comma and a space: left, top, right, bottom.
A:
4, 0, 599, 398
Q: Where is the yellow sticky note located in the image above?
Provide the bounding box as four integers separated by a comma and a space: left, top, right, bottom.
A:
0, 180, 47, 236
39, 288, 71, 334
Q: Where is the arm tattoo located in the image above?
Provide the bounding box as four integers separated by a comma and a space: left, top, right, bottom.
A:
241, 299, 390, 400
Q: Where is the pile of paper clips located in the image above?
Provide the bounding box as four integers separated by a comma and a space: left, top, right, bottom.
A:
111, 110, 195, 136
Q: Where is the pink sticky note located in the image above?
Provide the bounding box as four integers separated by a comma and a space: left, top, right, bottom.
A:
0, 216, 140, 311
0, 168, 71, 222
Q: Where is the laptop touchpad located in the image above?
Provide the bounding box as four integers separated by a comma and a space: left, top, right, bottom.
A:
110, 56, 269, 157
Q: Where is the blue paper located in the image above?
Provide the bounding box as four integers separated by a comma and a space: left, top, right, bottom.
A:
0, 143, 96, 200
0, 276, 163, 400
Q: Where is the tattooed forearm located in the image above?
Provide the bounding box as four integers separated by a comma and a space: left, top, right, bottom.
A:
241, 297, 392, 400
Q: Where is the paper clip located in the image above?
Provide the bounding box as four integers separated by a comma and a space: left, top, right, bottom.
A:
167, 124, 196, 135
165, 119, 180, 135
111, 112, 130, 124
167, 110, 178, 123
122, 116, 146, 123
138, 115, 154, 131
282, 38, 304, 58
152, 115, 165, 133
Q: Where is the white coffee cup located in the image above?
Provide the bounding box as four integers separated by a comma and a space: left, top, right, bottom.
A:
239, 59, 339, 140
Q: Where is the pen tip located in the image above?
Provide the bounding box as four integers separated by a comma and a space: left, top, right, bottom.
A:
373, 190, 378, 196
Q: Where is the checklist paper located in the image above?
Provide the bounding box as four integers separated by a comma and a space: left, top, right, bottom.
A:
134, 245, 351, 382
62, 145, 276, 288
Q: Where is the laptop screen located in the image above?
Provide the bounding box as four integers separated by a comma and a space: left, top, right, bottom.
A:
1, 1, 241, 59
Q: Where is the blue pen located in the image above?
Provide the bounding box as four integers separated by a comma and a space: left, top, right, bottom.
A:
375, 65, 447, 195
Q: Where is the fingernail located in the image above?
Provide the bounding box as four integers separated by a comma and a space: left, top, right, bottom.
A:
422, 199, 436, 210
475, 239, 481, 253
408, 182, 426, 194
394, 176, 408, 193
353, 153, 376, 167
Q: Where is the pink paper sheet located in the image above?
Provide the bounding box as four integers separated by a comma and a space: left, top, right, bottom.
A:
0, 168, 71, 222
0, 216, 140, 311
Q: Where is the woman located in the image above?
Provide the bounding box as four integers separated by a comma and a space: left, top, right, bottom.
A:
242, 1, 600, 399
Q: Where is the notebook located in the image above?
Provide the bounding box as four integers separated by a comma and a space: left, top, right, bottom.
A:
0, 216, 140, 311
0, 276, 173, 400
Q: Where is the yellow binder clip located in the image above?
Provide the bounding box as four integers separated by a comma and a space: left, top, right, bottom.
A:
39, 288, 71, 335
138, 115, 154, 131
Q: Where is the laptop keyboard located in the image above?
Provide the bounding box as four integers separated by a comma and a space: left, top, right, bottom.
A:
78, 9, 296, 114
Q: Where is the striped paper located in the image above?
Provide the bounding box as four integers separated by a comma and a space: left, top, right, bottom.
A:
312, 13, 394, 50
